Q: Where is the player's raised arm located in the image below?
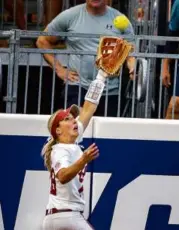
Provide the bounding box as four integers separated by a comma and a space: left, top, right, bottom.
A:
79, 37, 133, 130
78, 69, 107, 131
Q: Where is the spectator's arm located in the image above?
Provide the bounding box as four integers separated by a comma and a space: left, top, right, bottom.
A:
163, 29, 179, 71
36, 8, 80, 82
36, 9, 71, 70
36, 27, 63, 72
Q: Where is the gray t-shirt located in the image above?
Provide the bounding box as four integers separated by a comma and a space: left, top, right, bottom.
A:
47, 3, 134, 95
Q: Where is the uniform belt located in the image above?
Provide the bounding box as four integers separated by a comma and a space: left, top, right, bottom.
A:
46, 208, 83, 216
46, 208, 72, 215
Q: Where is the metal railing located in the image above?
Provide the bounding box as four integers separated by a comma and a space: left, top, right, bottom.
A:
0, 30, 179, 118
0, 30, 17, 113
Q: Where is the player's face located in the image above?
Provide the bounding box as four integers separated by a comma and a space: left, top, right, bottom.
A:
86, 0, 106, 9
57, 113, 79, 142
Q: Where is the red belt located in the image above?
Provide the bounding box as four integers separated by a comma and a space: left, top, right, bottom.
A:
46, 208, 83, 216
46, 208, 72, 216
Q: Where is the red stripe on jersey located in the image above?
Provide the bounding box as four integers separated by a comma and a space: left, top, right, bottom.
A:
50, 169, 57, 196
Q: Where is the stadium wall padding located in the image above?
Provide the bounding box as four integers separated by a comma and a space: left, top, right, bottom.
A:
0, 114, 179, 230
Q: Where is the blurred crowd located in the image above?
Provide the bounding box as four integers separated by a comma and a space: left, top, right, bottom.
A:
0, 0, 115, 30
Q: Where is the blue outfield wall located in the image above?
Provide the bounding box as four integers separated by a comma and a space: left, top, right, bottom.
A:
0, 114, 179, 230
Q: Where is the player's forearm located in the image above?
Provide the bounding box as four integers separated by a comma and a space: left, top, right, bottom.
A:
79, 101, 97, 130
79, 70, 106, 130
57, 157, 86, 184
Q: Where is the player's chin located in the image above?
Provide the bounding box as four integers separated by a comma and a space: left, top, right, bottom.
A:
72, 129, 79, 137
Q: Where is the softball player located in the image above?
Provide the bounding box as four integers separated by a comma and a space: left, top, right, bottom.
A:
42, 69, 107, 230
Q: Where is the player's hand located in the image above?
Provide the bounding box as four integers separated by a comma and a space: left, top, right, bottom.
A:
162, 69, 171, 88
82, 143, 99, 163
56, 66, 79, 83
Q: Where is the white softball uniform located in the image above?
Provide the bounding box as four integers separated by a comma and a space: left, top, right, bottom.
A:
42, 120, 94, 230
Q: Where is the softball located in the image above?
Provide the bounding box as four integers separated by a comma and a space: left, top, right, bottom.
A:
113, 15, 130, 31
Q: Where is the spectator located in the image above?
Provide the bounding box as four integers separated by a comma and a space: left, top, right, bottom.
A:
162, 0, 179, 119
36, 0, 135, 117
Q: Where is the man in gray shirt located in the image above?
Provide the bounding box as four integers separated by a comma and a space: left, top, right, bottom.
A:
36, 0, 135, 116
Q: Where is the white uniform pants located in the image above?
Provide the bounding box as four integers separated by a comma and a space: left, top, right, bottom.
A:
42, 211, 94, 230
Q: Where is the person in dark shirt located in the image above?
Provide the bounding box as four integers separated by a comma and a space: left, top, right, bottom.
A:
162, 0, 179, 119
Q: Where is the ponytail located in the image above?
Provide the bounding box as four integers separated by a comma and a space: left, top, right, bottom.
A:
41, 109, 62, 171
41, 137, 56, 171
